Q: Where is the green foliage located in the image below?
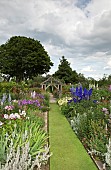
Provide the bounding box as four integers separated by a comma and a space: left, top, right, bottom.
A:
53, 56, 88, 86
41, 93, 50, 112
29, 87, 41, 94
27, 75, 45, 88
60, 99, 98, 118
0, 82, 16, 93
54, 56, 78, 84
0, 128, 9, 163
88, 120, 108, 154
0, 36, 53, 82
0, 81, 30, 100
0, 116, 47, 164
70, 110, 109, 162
61, 104, 73, 117
98, 74, 111, 87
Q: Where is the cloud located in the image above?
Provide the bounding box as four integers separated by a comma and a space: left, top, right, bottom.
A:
103, 58, 111, 70
0, 0, 111, 80
81, 66, 95, 72
107, 58, 111, 67
104, 66, 111, 70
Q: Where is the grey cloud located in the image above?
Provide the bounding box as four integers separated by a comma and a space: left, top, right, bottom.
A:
36, 31, 65, 46
63, 9, 111, 58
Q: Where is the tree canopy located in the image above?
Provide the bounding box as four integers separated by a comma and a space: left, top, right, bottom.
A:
53, 56, 78, 84
0, 36, 53, 82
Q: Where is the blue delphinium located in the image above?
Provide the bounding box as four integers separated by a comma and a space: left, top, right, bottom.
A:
68, 85, 93, 104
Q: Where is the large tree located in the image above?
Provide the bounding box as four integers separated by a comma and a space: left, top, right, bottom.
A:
0, 36, 53, 82
53, 56, 78, 84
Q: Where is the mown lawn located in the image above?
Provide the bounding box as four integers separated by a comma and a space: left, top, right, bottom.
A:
49, 103, 98, 170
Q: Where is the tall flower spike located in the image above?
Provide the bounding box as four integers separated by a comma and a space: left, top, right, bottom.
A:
1, 93, 7, 103
8, 93, 11, 104
88, 88, 93, 96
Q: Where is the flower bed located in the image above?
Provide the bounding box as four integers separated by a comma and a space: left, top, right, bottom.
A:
0, 91, 50, 170
58, 85, 111, 170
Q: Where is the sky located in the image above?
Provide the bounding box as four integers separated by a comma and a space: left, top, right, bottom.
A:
0, 0, 111, 80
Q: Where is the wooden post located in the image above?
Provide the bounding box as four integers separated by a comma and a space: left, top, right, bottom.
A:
58, 84, 59, 91
52, 85, 53, 92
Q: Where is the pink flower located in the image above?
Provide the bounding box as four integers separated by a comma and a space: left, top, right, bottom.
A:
4, 106, 9, 110
9, 113, 16, 119
4, 105, 14, 111
8, 113, 21, 119
102, 108, 108, 112
109, 85, 111, 91
102, 108, 109, 114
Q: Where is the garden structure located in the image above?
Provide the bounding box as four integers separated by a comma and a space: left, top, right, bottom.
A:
41, 76, 62, 94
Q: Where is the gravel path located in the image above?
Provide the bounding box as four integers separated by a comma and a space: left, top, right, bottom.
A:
49, 93, 56, 103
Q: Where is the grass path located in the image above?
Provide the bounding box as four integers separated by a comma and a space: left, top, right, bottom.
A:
49, 103, 98, 170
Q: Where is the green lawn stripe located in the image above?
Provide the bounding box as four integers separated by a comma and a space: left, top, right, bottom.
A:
49, 103, 98, 170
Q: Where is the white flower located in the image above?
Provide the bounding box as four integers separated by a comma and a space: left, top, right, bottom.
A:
1, 102, 3, 105
12, 100, 18, 103
70, 120, 74, 127
19, 109, 21, 113
4, 114, 9, 119
20, 110, 26, 117
0, 121, 4, 126
15, 113, 21, 119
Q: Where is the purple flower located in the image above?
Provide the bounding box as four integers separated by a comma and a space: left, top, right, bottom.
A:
18, 99, 41, 108
93, 100, 98, 103
68, 99, 73, 104
73, 98, 78, 103
69, 85, 93, 104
